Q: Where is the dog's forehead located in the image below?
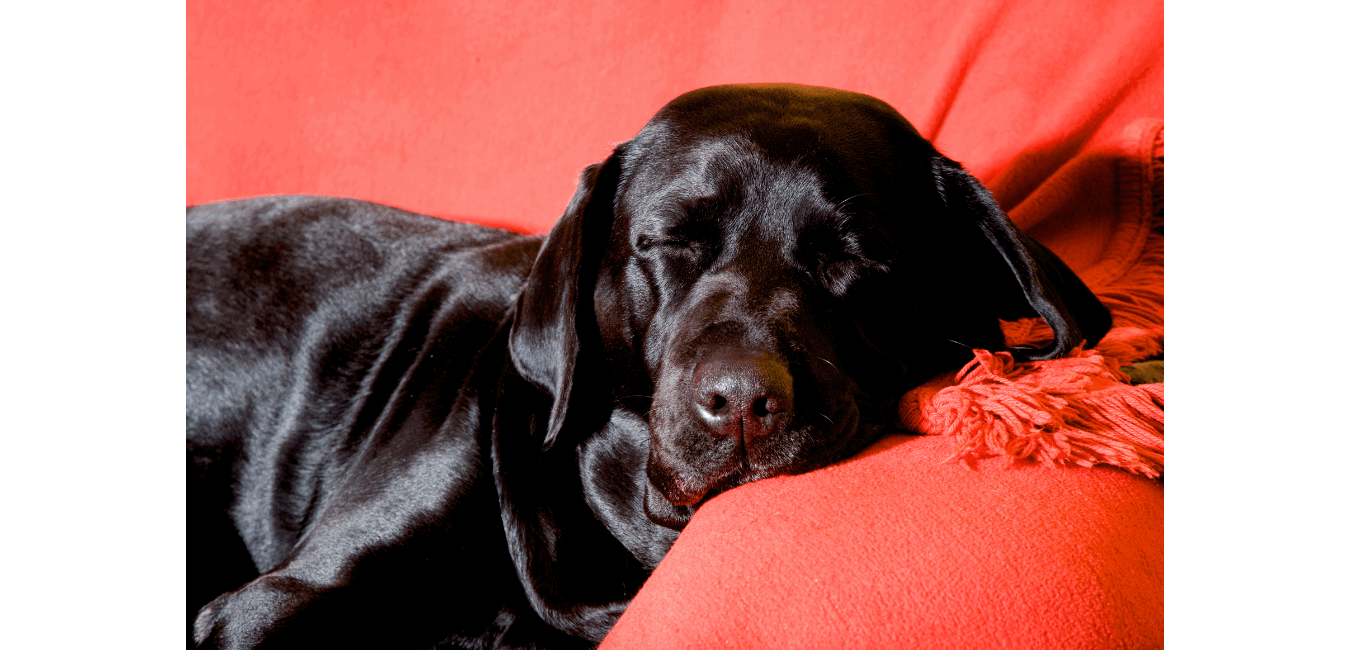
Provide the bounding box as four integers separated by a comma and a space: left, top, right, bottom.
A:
616, 85, 936, 240
643, 84, 927, 158
650, 84, 919, 139
625, 134, 822, 208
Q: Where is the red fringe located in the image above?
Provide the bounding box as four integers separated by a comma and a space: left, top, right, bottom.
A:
1091, 217, 1164, 334
898, 348, 1163, 478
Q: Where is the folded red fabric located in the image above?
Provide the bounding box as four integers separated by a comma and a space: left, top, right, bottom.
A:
600, 433, 1164, 649
187, 0, 1163, 235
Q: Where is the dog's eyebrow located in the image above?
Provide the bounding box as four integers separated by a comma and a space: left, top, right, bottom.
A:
680, 193, 742, 221
801, 193, 868, 231
795, 203, 898, 265
638, 187, 738, 226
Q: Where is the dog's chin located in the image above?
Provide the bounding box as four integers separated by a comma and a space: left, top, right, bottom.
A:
643, 404, 877, 531
643, 481, 696, 531
644, 450, 735, 507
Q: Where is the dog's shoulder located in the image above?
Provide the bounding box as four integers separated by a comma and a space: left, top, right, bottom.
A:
187, 196, 535, 281
187, 196, 540, 340
186, 195, 541, 464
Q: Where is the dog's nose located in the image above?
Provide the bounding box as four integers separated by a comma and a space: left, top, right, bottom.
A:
692, 355, 794, 441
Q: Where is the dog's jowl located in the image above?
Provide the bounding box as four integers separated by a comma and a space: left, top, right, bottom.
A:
187, 84, 1110, 649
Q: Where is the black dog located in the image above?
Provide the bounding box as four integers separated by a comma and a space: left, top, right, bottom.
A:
188, 83, 1110, 649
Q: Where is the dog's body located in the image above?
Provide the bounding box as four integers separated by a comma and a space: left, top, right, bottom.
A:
188, 84, 1110, 649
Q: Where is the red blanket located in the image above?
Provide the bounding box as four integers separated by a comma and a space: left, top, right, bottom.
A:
601, 434, 1163, 649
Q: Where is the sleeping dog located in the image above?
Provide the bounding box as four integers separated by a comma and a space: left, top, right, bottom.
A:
188, 83, 1110, 648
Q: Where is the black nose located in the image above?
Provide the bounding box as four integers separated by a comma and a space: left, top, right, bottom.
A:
692, 354, 794, 441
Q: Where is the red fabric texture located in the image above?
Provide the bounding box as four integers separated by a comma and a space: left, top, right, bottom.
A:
189, 0, 1162, 647
188, 0, 1161, 234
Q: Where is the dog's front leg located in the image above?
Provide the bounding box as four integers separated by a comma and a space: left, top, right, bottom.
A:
192, 573, 333, 648
193, 436, 507, 649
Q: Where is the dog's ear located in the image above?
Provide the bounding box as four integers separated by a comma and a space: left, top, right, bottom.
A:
929, 156, 1112, 360
493, 147, 644, 642
508, 149, 625, 450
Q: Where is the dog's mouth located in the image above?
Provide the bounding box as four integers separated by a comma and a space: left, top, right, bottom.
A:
643, 397, 866, 530
638, 318, 901, 529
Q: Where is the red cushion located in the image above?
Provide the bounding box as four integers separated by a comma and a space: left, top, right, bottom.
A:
600, 434, 1163, 649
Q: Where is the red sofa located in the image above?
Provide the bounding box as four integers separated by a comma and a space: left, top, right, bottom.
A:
189, 0, 1163, 647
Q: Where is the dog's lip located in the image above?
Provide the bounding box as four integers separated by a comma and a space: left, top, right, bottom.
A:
651, 402, 865, 507
800, 402, 864, 468
657, 458, 744, 506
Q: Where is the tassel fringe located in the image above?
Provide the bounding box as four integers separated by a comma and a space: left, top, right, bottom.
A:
899, 348, 1164, 478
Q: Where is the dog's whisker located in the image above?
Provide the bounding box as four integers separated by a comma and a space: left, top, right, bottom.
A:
835, 192, 877, 215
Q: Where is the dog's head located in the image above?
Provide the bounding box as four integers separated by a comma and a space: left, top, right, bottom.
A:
496, 84, 1110, 638
514, 84, 1109, 514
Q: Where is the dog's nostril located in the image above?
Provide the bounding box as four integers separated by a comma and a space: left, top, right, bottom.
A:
752, 395, 789, 418
710, 395, 727, 411
752, 397, 769, 418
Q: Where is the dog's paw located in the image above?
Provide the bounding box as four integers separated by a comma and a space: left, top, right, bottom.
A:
191, 593, 227, 647
190, 577, 315, 649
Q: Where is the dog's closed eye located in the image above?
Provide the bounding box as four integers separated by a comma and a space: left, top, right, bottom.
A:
635, 234, 697, 252
796, 230, 889, 296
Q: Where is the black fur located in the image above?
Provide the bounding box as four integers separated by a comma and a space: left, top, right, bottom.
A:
187, 84, 1110, 649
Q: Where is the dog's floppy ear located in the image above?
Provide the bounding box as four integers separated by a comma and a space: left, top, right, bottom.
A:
931, 156, 1112, 360
493, 148, 645, 642
508, 149, 624, 450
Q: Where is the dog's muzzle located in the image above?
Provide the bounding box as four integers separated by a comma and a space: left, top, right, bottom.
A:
691, 353, 794, 444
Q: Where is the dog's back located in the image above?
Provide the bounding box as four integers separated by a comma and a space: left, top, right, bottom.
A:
187, 196, 540, 635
